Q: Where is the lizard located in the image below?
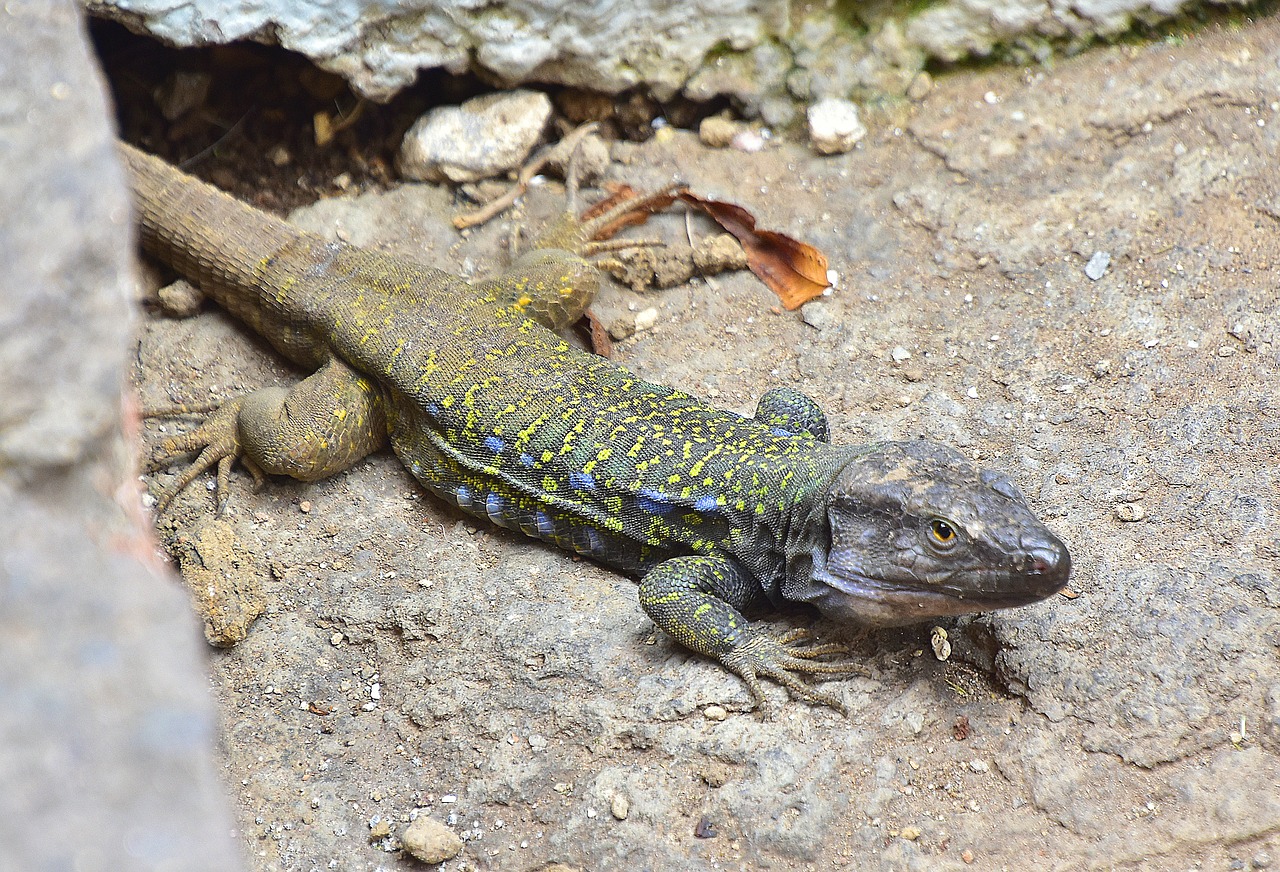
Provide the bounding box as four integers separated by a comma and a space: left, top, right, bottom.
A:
122, 139, 1071, 712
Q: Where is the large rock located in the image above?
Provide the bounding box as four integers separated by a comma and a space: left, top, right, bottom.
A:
0, 2, 245, 869
87, 0, 774, 101
85, 0, 1253, 109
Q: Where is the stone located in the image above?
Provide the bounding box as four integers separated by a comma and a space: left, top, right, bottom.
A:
401, 816, 463, 864
1085, 250, 1111, 280
700, 116, 751, 149
0, 2, 244, 869
397, 90, 551, 183
807, 98, 867, 155
91, 0, 1245, 118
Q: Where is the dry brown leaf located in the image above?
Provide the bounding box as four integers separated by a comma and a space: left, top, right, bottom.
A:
676, 193, 830, 309
583, 309, 614, 358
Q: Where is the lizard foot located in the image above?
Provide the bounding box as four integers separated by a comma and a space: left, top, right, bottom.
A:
640, 555, 864, 716
145, 358, 386, 516
146, 398, 252, 515
720, 627, 863, 716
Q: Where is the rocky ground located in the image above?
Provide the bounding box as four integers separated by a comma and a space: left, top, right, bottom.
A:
130, 16, 1280, 872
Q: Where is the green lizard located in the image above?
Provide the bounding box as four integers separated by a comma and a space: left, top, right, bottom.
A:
124, 140, 1070, 712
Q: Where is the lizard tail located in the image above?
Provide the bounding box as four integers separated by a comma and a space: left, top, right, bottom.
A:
118, 142, 305, 305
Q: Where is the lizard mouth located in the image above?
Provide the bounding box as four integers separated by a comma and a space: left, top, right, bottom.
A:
803, 546, 1070, 627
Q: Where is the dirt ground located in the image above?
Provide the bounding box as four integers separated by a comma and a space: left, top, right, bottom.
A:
132, 15, 1279, 872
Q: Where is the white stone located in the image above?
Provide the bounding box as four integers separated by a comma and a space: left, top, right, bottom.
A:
398, 90, 551, 183
633, 307, 659, 332
807, 98, 867, 155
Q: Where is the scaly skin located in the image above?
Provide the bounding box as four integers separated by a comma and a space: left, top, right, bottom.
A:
124, 142, 1071, 712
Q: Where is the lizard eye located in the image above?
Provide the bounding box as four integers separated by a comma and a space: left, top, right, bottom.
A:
928, 518, 959, 549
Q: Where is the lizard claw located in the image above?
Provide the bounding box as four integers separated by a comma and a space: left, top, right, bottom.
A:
146, 399, 245, 514
720, 629, 863, 716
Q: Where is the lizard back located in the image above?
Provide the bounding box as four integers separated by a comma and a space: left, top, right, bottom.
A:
123, 143, 846, 582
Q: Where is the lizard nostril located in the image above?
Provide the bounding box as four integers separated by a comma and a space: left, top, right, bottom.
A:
1023, 538, 1070, 581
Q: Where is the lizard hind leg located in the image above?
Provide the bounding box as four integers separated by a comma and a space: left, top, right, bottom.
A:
148, 356, 388, 514
480, 128, 680, 332
485, 249, 602, 332
491, 195, 677, 334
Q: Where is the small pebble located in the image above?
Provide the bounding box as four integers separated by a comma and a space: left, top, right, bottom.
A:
969, 760, 990, 773
930, 626, 951, 661
906, 71, 933, 101
400, 816, 462, 864
610, 793, 630, 820
807, 98, 867, 155
962, 848, 976, 864
299, 500, 312, 514
1115, 502, 1146, 522
891, 346, 912, 362
703, 704, 728, 721
156, 279, 205, 317
699, 762, 731, 788
633, 307, 659, 332
731, 129, 767, 153
608, 315, 637, 341
545, 133, 609, 184
801, 301, 837, 331
899, 825, 922, 841
699, 116, 743, 148
1085, 251, 1111, 280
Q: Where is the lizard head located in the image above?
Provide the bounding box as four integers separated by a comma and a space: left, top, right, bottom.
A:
784, 440, 1070, 626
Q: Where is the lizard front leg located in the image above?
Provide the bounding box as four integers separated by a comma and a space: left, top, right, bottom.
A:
151, 355, 386, 513
638, 555, 859, 714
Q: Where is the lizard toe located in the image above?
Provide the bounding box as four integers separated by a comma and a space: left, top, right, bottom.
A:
722, 632, 855, 715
